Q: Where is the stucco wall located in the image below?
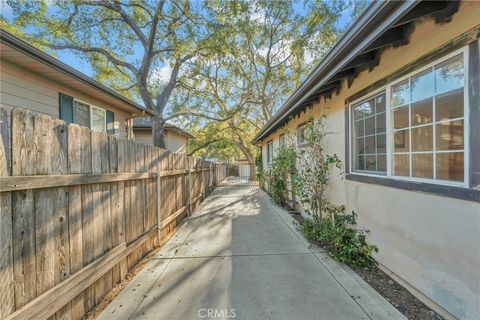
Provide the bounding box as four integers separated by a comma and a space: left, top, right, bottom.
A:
258, 3, 480, 318
0, 59, 130, 137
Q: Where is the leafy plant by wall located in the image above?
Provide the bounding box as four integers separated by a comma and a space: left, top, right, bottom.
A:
267, 145, 297, 205
302, 210, 378, 268
255, 153, 265, 188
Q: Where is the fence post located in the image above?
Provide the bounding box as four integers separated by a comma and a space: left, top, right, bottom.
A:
156, 162, 161, 243
188, 160, 192, 213
201, 159, 205, 200
209, 163, 212, 192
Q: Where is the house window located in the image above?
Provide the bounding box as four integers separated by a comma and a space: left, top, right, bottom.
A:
266, 140, 273, 165
351, 92, 386, 174
91, 105, 106, 132
297, 123, 308, 146
279, 134, 285, 148
349, 49, 468, 186
391, 53, 465, 182
73, 101, 90, 127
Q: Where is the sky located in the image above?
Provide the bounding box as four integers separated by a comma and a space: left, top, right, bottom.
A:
0, 1, 357, 102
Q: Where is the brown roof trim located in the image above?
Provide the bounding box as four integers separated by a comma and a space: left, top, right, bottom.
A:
0, 28, 155, 116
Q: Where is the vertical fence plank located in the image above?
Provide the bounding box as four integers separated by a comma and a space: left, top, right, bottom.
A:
0, 108, 14, 318
80, 126, 95, 313
67, 124, 84, 320
51, 118, 72, 320
33, 114, 56, 306
117, 138, 127, 280
109, 135, 121, 286
11, 108, 37, 309
91, 131, 107, 304
101, 132, 113, 296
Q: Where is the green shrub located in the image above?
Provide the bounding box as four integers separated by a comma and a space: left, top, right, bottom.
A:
268, 145, 297, 205
255, 153, 265, 188
302, 209, 378, 268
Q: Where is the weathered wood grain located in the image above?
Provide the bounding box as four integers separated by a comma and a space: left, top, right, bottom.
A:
11, 108, 37, 308
67, 124, 84, 320
0, 108, 15, 317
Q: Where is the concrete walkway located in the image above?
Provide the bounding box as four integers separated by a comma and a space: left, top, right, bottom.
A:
98, 184, 405, 320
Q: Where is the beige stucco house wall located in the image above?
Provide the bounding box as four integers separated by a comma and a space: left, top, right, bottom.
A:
256, 2, 480, 319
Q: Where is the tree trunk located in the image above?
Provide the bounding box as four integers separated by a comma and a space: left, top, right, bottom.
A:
152, 115, 166, 148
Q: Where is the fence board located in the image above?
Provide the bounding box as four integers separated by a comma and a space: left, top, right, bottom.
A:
0, 107, 227, 319
11, 108, 37, 309
67, 124, 84, 319
51, 119, 71, 319
80, 126, 95, 313
0, 108, 14, 318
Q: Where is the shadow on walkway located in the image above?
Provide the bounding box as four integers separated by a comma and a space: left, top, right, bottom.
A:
98, 185, 404, 320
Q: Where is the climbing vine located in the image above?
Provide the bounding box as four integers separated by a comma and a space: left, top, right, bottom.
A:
266, 145, 297, 205
260, 116, 377, 268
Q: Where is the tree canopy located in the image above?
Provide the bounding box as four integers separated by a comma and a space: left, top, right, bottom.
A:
3, 0, 351, 160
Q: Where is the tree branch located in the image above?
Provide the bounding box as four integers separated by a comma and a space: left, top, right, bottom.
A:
48, 43, 137, 74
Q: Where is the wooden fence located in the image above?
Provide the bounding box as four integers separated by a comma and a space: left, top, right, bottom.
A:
0, 107, 228, 320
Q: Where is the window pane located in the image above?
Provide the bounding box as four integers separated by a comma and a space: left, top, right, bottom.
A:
435, 54, 464, 94
376, 112, 386, 133
355, 100, 374, 119
365, 156, 376, 171
377, 155, 386, 172
411, 98, 433, 126
412, 153, 433, 179
435, 89, 463, 122
376, 134, 386, 153
411, 125, 433, 152
436, 120, 464, 151
393, 106, 409, 129
354, 120, 364, 137
365, 136, 375, 154
375, 95, 386, 113
355, 138, 364, 155
436, 152, 463, 182
74, 101, 90, 127
365, 116, 375, 136
411, 69, 434, 102
391, 80, 409, 107
394, 129, 409, 152
91, 108, 106, 132
393, 154, 409, 177
355, 155, 365, 171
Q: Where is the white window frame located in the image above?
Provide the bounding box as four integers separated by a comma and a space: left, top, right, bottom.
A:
297, 122, 309, 147
73, 98, 107, 132
348, 45, 470, 188
266, 140, 273, 165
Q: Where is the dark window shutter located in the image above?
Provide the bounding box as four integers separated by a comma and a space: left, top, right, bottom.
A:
59, 93, 74, 124
106, 110, 115, 134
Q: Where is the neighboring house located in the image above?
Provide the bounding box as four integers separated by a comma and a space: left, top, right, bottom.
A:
133, 117, 194, 153
253, 2, 479, 319
0, 29, 154, 137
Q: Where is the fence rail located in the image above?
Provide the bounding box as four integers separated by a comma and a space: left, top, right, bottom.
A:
0, 107, 228, 320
